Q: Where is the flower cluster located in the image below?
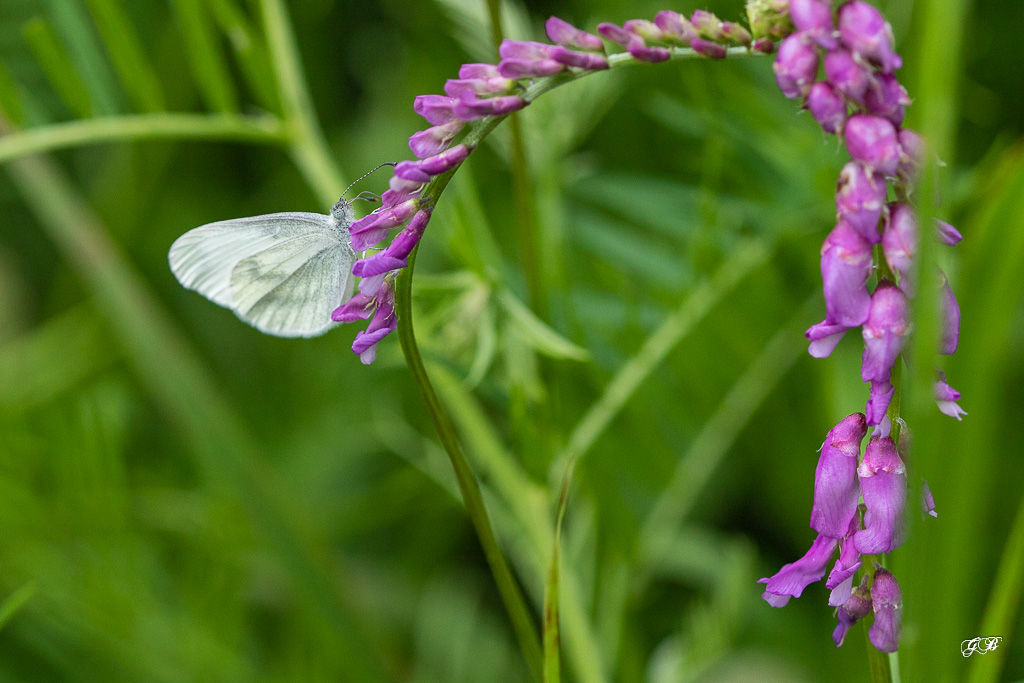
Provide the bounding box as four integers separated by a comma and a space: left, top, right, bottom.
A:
760, 0, 965, 653
333, 10, 756, 362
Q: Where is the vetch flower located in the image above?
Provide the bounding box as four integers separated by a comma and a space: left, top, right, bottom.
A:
351, 280, 398, 365
545, 16, 605, 52
844, 114, 900, 176
833, 576, 872, 647
453, 91, 528, 119
826, 514, 865, 606
865, 379, 895, 427
836, 161, 886, 243
759, 534, 839, 607
408, 121, 464, 159
896, 128, 924, 180
773, 32, 819, 99
935, 372, 967, 420
861, 280, 910, 385
853, 437, 907, 555
922, 480, 938, 518
868, 566, 903, 652
820, 221, 874, 327
348, 199, 419, 251
806, 318, 854, 358
808, 82, 847, 134
654, 11, 697, 45
825, 49, 871, 103
837, 0, 902, 73
935, 219, 963, 246
549, 46, 609, 71
790, 0, 838, 49
940, 271, 960, 355
690, 39, 728, 60
811, 413, 868, 539
864, 73, 911, 126
413, 95, 459, 125
881, 202, 917, 290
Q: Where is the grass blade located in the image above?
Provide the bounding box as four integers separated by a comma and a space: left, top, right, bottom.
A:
0, 60, 25, 125
207, 0, 279, 110
82, 0, 166, 112
42, 0, 122, 116
170, 0, 239, 113
22, 17, 94, 118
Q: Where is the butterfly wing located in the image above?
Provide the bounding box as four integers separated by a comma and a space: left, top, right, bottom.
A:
168, 212, 355, 337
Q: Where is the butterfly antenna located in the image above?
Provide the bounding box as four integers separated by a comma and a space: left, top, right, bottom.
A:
341, 162, 397, 199
353, 191, 381, 204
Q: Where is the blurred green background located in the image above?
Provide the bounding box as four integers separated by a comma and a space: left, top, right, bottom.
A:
0, 0, 1022, 681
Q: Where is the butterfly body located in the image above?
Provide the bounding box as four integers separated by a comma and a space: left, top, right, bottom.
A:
169, 205, 357, 338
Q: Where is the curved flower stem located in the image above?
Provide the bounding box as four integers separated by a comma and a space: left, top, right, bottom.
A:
396, 249, 543, 680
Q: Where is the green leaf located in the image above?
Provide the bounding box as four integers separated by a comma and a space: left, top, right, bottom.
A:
0, 59, 24, 124
82, 0, 166, 112
22, 16, 94, 117
498, 290, 590, 362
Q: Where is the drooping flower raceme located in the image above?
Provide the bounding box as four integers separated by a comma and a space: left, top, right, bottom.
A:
760, 0, 963, 653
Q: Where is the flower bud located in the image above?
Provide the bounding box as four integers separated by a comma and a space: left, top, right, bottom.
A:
549, 46, 609, 70
459, 63, 501, 79
853, 437, 907, 555
811, 413, 868, 539
837, 1, 902, 73
453, 92, 527, 119
417, 144, 470, 175
881, 202, 917, 287
897, 128, 924, 180
935, 219, 963, 246
444, 76, 514, 99
545, 17, 605, 52
691, 10, 726, 41
808, 81, 847, 134
790, 0, 836, 47
836, 161, 885, 245
939, 271, 960, 355
624, 19, 667, 43
597, 23, 636, 49
691, 39, 727, 60
844, 114, 900, 176
825, 49, 871, 103
497, 58, 563, 79
414, 95, 458, 125
752, 38, 776, 54
721, 22, 753, 46
408, 121, 464, 159
864, 73, 911, 127
655, 11, 697, 45
861, 280, 910, 385
773, 33, 819, 99
922, 480, 938, 518
393, 161, 431, 183
745, 0, 794, 41
833, 576, 872, 647
868, 567, 903, 652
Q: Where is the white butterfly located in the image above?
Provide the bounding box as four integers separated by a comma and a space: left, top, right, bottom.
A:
168, 198, 357, 338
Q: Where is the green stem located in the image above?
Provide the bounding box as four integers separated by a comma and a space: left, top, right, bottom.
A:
0, 112, 286, 165
396, 250, 543, 680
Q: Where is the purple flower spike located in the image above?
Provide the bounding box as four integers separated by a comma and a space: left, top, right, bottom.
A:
827, 514, 864, 603
897, 128, 924, 180
922, 480, 938, 518
808, 82, 847, 134
806, 319, 853, 358
545, 17, 605, 52
821, 222, 874, 327
409, 121, 464, 159
868, 567, 903, 652
414, 95, 458, 125
691, 10, 726, 42
935, 219, 963, 246
865, 379, 895, 426
881, 203, 917, 291
453, 92, 528, 120
825, 50, 871, 103
861, 280, 910, 384
790, 0, 838, 49
838, 1, 902, 73
418, 144, 471, 176
836, 161, 886, 243
624, 19, 667, 43
758, 534, 838, 607
940, 272, 960, 355
845, 114, 900, 176
935, 373, 967, 420
833, 577, 872, 647
773, 33, 819, 99
691, 39, 728, 60
459, 63, 501, 79
811, 413, 868, 539
549, 46, 609, 71
597, 23, 637, 49
628, 43, 672, 63
654, 11, 697, 45
864, 73, 911, 126
332, 292, 375, 323
854, 437, 907, 555
352, 281, 398, 365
